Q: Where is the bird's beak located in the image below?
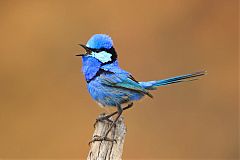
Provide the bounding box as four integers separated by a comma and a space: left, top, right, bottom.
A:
75, 44, 92, 56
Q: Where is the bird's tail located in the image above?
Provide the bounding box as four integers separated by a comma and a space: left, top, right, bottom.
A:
139, 71, 206, 90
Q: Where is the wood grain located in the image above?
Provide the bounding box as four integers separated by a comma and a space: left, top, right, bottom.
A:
87, 115, 126, 160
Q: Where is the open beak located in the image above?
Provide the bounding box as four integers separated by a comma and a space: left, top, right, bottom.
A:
75, 44, 92, 56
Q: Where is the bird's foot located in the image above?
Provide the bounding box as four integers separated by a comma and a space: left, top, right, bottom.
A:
94, 114, 113, 128
88, 135, 117, 145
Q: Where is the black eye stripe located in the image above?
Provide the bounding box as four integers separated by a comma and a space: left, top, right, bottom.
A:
91, 49, 101, 53
90, 47, 113, 53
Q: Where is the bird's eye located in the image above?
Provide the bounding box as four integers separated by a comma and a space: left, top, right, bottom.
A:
94, 49, 102, 53
91, 48, 108, 53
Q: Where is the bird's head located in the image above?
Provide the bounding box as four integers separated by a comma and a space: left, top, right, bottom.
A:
76, 34, 117, 63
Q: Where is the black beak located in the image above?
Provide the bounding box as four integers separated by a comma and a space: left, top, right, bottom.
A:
76, 44, 92, 56
75, 53, 85, 56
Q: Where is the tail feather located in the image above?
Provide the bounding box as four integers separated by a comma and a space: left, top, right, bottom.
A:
139, 70, 206, 90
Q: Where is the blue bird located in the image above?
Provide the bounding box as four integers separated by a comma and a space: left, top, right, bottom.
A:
76, 34, 206, 143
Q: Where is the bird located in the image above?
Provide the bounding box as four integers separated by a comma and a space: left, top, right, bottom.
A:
76, 34, 206, 143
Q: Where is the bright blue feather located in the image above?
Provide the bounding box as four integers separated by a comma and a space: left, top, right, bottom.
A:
79, 34, 206, 107
81, 56, 101, 81
139, 71, 206, 90
86, 34, 113, 49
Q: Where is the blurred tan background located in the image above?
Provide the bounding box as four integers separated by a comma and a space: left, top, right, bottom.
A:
0, 0, 238, 159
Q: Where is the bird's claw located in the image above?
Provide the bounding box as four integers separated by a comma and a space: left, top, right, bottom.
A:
88, 135, 117, 145
93, 115, 113, 128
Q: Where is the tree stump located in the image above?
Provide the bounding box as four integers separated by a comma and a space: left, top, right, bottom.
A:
87, 114, 126, 160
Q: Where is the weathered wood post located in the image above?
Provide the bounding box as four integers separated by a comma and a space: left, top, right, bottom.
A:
87, 115, 126, 160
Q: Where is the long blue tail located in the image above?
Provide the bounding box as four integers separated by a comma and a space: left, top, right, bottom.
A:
139, 71, 206, 90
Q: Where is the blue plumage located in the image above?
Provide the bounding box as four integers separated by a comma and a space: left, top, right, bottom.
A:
76, 34, 206, 142
78, 34, 205, 107
86, 34, 113, 49
139, 71, 206, 90
82, 55, 149, 106
81, 56, 102, 81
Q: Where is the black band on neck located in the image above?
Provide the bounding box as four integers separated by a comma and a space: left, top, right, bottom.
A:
86, 69, 114, 83
86, 47, 118, 83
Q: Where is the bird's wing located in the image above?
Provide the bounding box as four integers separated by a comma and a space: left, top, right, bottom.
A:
99, 73, 153, 98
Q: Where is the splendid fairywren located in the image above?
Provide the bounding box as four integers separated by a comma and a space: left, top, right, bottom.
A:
76, 34, 206, 143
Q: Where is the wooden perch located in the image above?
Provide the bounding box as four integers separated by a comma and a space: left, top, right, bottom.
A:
87, 114, 126, 160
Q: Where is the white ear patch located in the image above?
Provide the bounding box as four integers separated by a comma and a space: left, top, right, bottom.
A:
91, 51, 112, 63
